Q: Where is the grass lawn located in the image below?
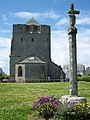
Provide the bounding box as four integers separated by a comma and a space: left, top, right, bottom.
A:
0, 81, 90, 120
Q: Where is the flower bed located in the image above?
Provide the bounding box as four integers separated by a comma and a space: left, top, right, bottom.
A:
33, 96, 90, 120
33, 96, 61, 120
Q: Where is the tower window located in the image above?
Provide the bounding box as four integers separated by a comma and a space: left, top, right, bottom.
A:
21, 38, 23, 42
18, 66, 22, 77
32, 38, 34, 42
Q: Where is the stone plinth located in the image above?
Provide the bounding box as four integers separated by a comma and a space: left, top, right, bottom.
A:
61, 95, 87, 104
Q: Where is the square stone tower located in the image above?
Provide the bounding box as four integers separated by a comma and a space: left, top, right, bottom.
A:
10, 18, 64, 82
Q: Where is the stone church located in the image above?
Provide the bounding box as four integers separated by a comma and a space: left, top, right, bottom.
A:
10, 18, 64, 82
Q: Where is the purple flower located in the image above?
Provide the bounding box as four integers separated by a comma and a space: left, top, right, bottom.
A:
33, 96, 61, 111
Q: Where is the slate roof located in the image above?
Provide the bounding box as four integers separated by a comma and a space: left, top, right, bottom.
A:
0, 68, 6, 75
26, 17, 40, 26
63, 63, 85, 70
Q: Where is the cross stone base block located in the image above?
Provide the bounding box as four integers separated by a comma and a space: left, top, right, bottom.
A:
61, 95, 87, 104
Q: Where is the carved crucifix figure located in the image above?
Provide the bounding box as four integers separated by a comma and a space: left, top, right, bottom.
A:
68, 3, 80, 27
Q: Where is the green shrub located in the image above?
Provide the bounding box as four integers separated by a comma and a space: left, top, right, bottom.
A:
77, 74, 82, 77
0, 74, 9, 82
55, 103, 90, 120
86, 73, 90, 76
78, 76, 90, 82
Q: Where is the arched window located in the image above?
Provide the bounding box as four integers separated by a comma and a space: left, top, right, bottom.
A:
18, 66, 22, 77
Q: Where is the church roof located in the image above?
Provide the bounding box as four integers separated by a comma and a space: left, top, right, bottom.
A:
0, 68, 6, 75
63, 63, 85, 70
20, 57, 45, 64
26, 17, 40, 26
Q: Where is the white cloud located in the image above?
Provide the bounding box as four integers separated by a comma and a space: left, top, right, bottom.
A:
76, 11, 90, 25
51, 10, 90, 68
43, 11, 59, 19
2, 15, 8, 22
13, 12, 40, 19
2, 15, 11, 25
55, 11, 90, 27
77, 17, 90, 25
55, 17, 68, 27
0, 29, 10, 33
0, 37, 11, 74
51, 29, 69, 67
51, 27, 90, 68
77, 29, 90, 67
2, 11, 60, 26
11, 11, 59, 20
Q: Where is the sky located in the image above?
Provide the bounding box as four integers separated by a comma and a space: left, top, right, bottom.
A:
0, 0, 90, 75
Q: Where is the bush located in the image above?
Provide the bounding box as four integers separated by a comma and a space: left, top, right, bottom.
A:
78, 76, 90, 82
55, 102, 90, 120
55, 102, 76, 120
86, 73, 90, 76
0, 74, 9, 82
77, 74, 82, 77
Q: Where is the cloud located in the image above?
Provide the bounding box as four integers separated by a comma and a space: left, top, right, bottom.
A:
13, 12, 40, 19
77, 17, 90, 25
43, 11, 59, 19
2, 15, 11, 25
51, 10, 90, 68
2, 11, 60, 26
54, 10, 90, 28
55, 11, 90, 28
0, 29, 10, 33
51, 27, 90, 68
77, 29, 90, 66
51, 29, 69, 66
2, 15, 8, 22
55, 17, 69, 28
0, 37, 11, 74
76, 11, 90, 25
11, 11, 60, 20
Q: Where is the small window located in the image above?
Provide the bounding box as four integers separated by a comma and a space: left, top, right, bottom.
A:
18, 66, 22, 77
32, 38, 34, 42
21, 38, 23, 42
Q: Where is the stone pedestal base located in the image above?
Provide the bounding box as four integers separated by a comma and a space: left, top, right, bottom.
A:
61, 95, 87, 104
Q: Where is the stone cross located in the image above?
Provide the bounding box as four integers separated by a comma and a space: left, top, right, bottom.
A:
61, 4, 87, 104
68, 3, 80, 96
68, 3, 80, 27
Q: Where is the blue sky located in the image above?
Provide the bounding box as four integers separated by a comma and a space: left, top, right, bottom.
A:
0, 0, 90, 74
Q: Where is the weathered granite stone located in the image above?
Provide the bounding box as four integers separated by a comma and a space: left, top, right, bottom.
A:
61, 3, 87, 104
61, 95, 87, 104
68, 3, 80, 96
